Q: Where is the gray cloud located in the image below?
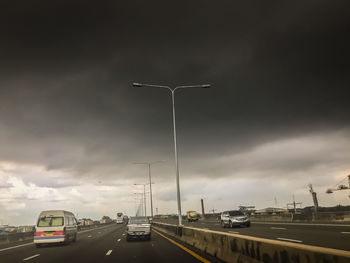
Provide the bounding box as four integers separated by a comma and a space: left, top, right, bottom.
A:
0, 1, 349, 183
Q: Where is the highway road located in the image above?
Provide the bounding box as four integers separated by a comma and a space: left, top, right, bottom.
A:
0, 223, 221, 263
155, 218, 350, 251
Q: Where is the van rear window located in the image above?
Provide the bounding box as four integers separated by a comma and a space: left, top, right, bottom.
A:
37, 216, 64, 227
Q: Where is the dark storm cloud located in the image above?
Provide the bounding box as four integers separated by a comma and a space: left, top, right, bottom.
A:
0, 1, 349, 179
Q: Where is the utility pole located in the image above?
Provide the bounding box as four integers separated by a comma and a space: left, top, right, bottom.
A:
308, 184, 319, 215
201, 199, 205, 219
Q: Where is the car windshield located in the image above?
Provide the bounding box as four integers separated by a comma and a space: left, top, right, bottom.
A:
129, 217, 149, 224
228, 211, 244, 216
37, 216, 64, 227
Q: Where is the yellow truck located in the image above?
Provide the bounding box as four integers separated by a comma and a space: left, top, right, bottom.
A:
186, 211, 201, 222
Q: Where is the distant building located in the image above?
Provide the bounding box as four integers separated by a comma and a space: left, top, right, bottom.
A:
79, 218, 94, 226
254, 207, 288, 215
100, 216, 112, 224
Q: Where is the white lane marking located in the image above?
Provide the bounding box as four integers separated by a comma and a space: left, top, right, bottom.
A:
0, 242, 33, 252
277, 238, 302, 243
117, 238, 121, 242
341, 232, 350, 234
23, 254, 40, 261
106, 250, 113, 256
270, 227, 286, 230
88, 235, 92, 238
122, 233, 125, 236
228, 231, 239, 234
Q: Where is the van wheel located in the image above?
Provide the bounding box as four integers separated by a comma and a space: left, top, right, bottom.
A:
72, 234, 77, 242
63, 235, 69, 245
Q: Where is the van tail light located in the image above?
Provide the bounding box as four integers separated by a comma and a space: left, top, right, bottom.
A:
35, 231, 45, 236
54, 230, 65, 235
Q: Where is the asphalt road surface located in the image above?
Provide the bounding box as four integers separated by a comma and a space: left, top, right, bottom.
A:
155, 218, 350, 251
0, 223, 221, 263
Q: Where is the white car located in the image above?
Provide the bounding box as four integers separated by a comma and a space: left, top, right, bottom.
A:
34, 210, 78, 247
220, 210, 250, 228
126, 217, 151, 241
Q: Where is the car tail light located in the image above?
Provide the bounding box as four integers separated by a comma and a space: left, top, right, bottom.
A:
35, 231, 45, 236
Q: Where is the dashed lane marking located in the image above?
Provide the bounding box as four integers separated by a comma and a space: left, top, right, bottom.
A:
106, 250, 113, 256
122, 233, 125, 236
23, 254, 40, 261
153, 229, 211, 263
277, 238, 302, 243
341, 232, 350, 234
270, 227, 286, 230
117, 239, 121, 242
0, 242, 33, 252
88, 235, 92, 238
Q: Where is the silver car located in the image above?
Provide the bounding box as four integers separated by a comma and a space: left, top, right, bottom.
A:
220, 210, 250, 228
126, 216, 151, 241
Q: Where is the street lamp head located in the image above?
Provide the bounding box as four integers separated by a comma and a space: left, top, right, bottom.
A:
133, 82, 143, 87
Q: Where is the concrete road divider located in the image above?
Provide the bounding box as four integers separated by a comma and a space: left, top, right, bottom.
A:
153, 222, 350, 263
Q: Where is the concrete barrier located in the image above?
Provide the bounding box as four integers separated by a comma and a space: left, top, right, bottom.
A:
153, 222, 350, 263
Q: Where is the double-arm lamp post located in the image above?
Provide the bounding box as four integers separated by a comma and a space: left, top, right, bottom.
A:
132, 83, 210, 225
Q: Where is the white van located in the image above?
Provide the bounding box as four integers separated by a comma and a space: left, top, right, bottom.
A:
116, 212, 123, 224
34, 210, 78, 247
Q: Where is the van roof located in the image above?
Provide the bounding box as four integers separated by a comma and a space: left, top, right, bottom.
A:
39, 210, 75, 217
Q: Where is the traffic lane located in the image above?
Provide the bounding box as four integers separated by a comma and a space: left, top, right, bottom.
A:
0, 223, 124, 262
0, 223, 220, 263
155, 219, 350, 251
104, 227, 221, 263
0, 223, 118, 250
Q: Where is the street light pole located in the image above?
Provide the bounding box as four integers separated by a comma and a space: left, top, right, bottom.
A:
133, 82, 210, 226
170, 89, 182, 225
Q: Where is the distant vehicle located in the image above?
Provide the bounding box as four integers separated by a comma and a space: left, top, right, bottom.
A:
116, 212, 124, 224
220, 210, 250, 228
186, 211, 201, 222
34, 210, 78, 247
126, 216, 151, 241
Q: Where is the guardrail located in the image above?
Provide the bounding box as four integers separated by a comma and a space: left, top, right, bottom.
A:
153, 221, 350, 263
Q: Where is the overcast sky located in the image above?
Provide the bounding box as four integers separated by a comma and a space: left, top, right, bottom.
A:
1, 1, 350, 225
